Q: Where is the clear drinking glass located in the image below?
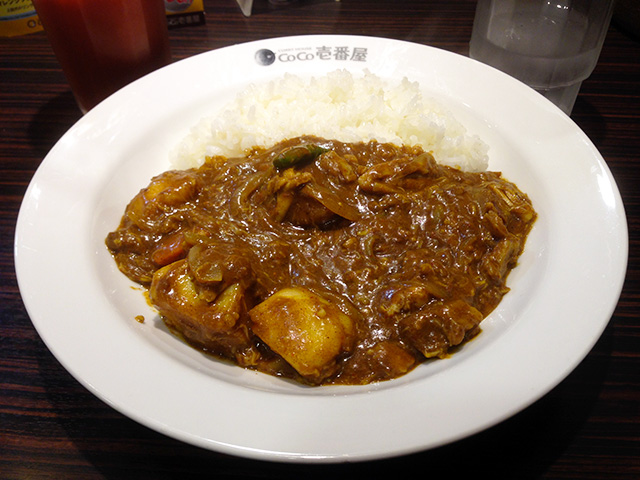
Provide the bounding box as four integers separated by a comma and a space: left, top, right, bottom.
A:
469, 0, 614, 115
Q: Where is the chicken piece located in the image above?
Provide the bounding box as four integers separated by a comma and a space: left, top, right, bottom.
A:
186, 242, 254, 289
282, 184, 360, 228
316, 150, 359, 183
281, 193, 338, 228
105, 171, 198, 282
298, 184, 360, 222
249, 287, 355, 384
378, 281, 447, 317
149, 259, 252, 356
488, 182, 537, 234
400, 299, 483, 358
125, 170, 198, 232
266, 168, 359, 227
267, 168, 313, 222
483, 206, 509, 239
343, 341, 417, 384
480, 234, 522, 281
358, 152, 438, 194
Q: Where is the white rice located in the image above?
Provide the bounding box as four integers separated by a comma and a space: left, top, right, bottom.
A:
170, 69, 489, 172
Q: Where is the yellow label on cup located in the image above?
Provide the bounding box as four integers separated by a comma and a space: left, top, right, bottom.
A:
165, 0, 205, 27
0, 0, 43, 37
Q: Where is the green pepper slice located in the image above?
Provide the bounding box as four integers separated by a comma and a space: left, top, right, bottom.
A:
273, 144, 329, 169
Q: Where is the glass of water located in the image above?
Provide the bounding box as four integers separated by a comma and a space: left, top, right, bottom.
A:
469, 0, 615, 115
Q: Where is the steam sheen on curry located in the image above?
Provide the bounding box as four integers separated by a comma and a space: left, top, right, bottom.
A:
106, 136, 536, 385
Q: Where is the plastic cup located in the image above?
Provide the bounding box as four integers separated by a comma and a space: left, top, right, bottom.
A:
32, 0, 171, 114
469, 0, 614, 115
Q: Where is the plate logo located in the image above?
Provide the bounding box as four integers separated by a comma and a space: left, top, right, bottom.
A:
255, 49, 276, 66
255, 45, 369, 66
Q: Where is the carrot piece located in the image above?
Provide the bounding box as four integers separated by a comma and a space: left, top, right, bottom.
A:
151, 233, 187, 266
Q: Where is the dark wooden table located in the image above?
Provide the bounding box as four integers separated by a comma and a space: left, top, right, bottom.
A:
1, 1, 638, 478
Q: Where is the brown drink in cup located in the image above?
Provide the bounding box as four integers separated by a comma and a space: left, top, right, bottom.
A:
32, 0, 171, 113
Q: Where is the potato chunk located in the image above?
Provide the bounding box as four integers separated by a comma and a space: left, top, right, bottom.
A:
249, 287, 355, 383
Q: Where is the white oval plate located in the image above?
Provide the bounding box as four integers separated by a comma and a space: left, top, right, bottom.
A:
15, 35, 628, 463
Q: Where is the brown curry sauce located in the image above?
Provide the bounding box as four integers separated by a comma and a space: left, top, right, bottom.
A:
106, 136, 536, 385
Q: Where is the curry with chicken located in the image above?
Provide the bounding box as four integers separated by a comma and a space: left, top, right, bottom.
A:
106, 136, 536, 385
